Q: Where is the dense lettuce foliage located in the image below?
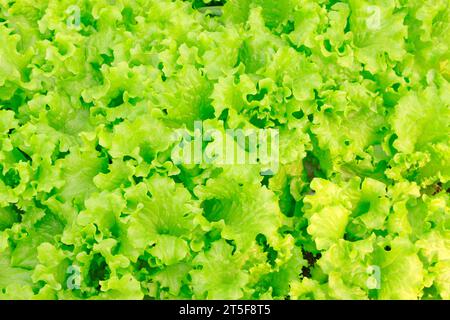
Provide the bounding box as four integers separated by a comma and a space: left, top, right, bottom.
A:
0, 0, 449, 300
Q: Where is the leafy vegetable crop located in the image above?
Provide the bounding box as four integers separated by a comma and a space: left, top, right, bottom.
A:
0, 0, 449, 300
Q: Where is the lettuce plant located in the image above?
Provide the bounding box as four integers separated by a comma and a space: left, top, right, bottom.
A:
0, 0, 448, 300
